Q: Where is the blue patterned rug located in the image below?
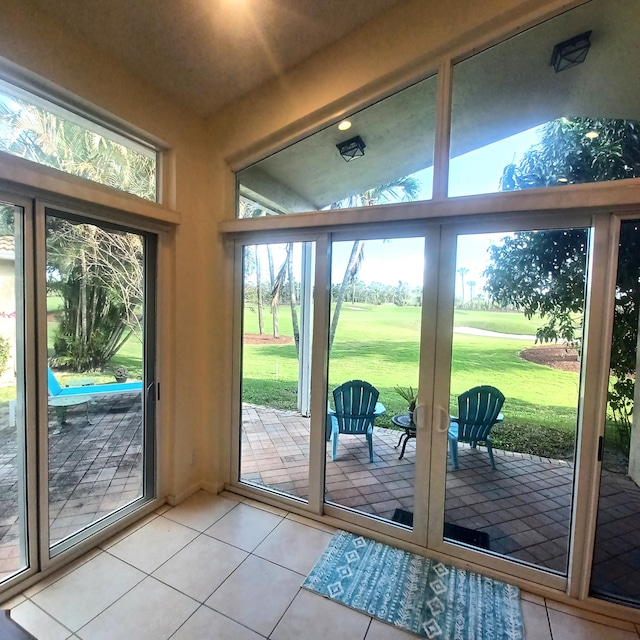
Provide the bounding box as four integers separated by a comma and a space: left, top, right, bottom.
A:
303, 531, 524, 639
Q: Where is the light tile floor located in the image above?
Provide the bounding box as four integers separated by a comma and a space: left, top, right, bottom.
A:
1, 490, 638, 640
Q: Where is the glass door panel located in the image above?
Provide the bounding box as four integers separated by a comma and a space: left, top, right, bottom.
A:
0, 202, 28, 584
443, 229, 587, 573
239, 242, 315, 502
591, 219, 640, 605
45, 212, 152, 549
325, 237, 423, 526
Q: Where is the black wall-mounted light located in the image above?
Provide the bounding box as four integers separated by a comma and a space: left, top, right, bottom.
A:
550, 30, 592, 73
337, 135, 366, 162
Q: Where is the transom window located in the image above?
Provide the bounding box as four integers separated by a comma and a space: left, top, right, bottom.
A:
0, 78, 158, 201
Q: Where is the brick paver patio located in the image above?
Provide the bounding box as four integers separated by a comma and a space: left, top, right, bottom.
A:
241, 404, 640, 598
1, 400, 637, 602
0, 392, 142, 582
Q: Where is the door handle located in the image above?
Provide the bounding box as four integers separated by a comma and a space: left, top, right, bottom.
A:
413, 404, 424, 427
414, 405, 449, 431
437, 406, 450, 433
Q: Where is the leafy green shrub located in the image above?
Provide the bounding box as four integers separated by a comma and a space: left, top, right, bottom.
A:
0, 335, 10, 375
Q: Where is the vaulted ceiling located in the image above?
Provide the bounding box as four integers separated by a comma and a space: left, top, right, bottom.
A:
24, 0, 639, 211
27, 0, 403, 117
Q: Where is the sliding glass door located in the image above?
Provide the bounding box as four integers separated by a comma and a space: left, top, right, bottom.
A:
234, 228, 437, 546
0, 196, 158, 595
233, 213, 612, 590
0, 197, 34, 587
590, 217, 640, 606
432, 224, 589, 577
42, 207, 157, 555
238, 240, 315, 503
324, 235, 426, 530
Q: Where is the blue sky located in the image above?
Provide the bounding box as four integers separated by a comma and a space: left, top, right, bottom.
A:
330, 125, 542, 296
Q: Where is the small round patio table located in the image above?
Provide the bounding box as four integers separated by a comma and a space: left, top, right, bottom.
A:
392, 413, 416, 460
49, 396, 93, 434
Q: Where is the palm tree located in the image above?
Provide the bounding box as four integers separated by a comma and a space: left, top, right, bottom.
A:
457, 267, 469, 305
467, 280, 476, 307
267, 246, 279, 339
239, 199, 284, 339
270, 244, 300, 354
287, 253, 300, 352
328, 176, 421, 350
239, 201, 267, 334
255, 246, 264, 334
0, 96, 155, 200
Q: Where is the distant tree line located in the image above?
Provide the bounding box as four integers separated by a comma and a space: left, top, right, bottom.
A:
244, 279, 422, 310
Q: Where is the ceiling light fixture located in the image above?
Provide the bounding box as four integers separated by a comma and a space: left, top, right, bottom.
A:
336, 135, 366, 162
585, 130, 599, 140
337, 120, 352, 131
550, 31, 592, 73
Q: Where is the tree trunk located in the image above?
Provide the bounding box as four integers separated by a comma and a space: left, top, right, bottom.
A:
267, 245, 279, 338
255, 246, 264, 335
329, 240, 363, 351
287, 247, 300, 356
79, 248, 88, 366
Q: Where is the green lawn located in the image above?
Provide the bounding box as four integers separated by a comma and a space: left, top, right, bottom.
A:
33, 302, 583, 458
243, 304, 581, 457
453, 309, 541, 334
45, 321, 143, 386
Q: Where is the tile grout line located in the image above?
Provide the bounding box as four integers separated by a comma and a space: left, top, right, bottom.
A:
265, 586, 303, 639
545, 598, 640, 633
16, 596, 76, 638
199, 600, 270, 639
364, 617, 374, 639
11, 493, 639, 638
160, 604, 201, 640
18, 547, 104, 600
74, 574, 197, 638
544, 603, 553, 639
55, 561, 148, 636
92, 499, 293, 617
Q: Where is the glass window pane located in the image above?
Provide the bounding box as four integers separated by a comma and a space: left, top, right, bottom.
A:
444, 229, 587, 573
0, 80, 157, 201
237, 76, 436, 216
591, 219, 640, 606
325, 237, 422, 527
449, 0, 640, 197
0, 203, 28, 583
45, 214, 147, 548
239, 242, 314, 502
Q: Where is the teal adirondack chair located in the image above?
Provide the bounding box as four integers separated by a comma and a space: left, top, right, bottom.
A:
448, 385, 505, 470
327, 380, 385, 463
